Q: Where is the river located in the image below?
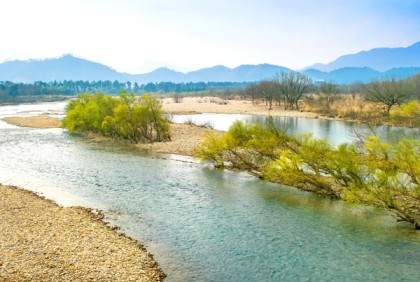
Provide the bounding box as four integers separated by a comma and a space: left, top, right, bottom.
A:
0, 102, 419, 281
171, 113, 419, 145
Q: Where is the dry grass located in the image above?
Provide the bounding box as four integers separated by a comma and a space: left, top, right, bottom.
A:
302, 94, 390, 124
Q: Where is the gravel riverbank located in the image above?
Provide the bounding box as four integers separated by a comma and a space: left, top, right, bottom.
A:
0, 185, 165, 281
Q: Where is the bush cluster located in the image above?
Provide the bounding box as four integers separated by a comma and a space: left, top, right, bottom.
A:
62, 92, 170, 143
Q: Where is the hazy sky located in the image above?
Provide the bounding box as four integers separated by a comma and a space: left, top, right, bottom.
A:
0, 0, 419, 73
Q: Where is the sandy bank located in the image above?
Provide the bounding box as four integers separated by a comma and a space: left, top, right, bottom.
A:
2, 116, 61, 128
162, 97, 319, 118
135, 123, 221, 156
0, 185, 165, 281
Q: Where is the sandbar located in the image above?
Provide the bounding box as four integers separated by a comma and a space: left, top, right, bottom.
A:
2, 116, 61, 128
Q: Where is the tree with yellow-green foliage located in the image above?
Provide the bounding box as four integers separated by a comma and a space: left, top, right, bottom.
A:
196, 117, 293, 175
62, 92, 170, 143
196, 119, 420, 229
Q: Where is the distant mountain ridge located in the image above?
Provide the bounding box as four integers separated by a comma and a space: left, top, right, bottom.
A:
0, 55, 127, 82
302, 67, 420, 84
306, 41, 420, 72
0, 55, 292, 84
127, 64, 291, 84
1, 41, 420, 85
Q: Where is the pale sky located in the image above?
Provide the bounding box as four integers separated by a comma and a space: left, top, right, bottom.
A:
0, 0, 419, 73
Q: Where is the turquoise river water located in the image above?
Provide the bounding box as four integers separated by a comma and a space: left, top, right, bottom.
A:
0, 102, 419, 281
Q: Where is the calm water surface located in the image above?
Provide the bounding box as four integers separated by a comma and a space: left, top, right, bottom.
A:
0, 103, 419, 281
171, 113, 419, 144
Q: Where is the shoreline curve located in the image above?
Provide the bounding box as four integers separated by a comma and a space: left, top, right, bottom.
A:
0, 184, 165, 281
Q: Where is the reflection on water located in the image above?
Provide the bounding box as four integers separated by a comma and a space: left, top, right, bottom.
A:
171, 113, 419, 144
0, 103, 419, 281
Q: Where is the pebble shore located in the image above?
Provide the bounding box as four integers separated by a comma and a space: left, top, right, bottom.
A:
0, 185, 165, 281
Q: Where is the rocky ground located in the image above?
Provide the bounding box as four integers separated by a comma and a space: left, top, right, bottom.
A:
0, 185, 165, 281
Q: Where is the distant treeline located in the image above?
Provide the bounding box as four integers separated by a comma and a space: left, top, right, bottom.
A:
2, 74, 419, 106
0, 80, 249, 103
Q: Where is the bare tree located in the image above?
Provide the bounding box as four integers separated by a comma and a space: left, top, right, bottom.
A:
319, 82, 340, 111
245, 83, 259, 105
363, 79, 413, 115
172, 93, 184, 103
409, 74, 420, 100
277, 72, 312, 110
256, 80, 279, 110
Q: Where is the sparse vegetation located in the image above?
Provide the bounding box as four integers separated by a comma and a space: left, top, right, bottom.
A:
171, 93, 184, 103
183, 116, 214, 129
233, 73, 420, 127
363, 79, 413, 115
318, 82, 341, 116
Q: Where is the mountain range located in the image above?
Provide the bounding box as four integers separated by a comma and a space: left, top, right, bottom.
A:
306, 41, 420, 72
1, 42, 419, 84
302, 67, 420, 84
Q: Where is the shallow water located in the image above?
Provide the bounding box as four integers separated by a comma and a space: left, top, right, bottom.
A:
0, 103, 419, 281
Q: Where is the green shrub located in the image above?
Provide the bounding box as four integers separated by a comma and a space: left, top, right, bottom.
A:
62, 92, 170, 143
